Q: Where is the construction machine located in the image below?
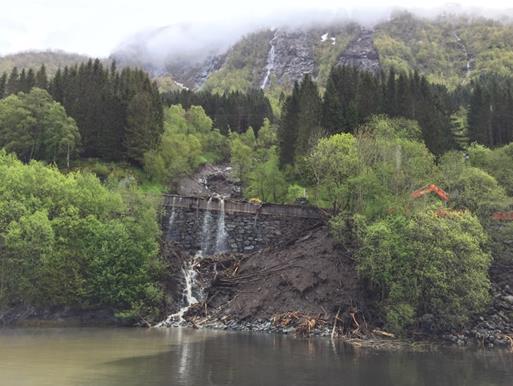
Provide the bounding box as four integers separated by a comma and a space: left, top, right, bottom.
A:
411, 183, 513, 221
410, 184, 449, 202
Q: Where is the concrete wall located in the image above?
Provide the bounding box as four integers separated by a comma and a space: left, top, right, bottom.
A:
162, 195, 323, 255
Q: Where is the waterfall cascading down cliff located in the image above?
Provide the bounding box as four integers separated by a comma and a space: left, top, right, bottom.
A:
157, 196, 228, 327
260, 32, 277, 89
200, 197, 214, 255
215, 198, 228, 254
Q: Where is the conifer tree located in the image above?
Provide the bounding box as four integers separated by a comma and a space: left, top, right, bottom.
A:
6, 67, 19, 95
0, 73, 6, 98
278, 82, 300, 166
35, 65, 48, 89
295, 74, 322, 159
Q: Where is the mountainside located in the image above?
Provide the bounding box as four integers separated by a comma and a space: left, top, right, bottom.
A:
0, 50, 91, 77
3, 13, 513, 93
110, 12, 513, 93
374, 12, 513, 88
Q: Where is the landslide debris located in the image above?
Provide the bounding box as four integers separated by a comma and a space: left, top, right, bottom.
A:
183, 225, 369, 335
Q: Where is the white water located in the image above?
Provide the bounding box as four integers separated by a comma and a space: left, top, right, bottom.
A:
167, 197, 178, 230
261, 32, 277, 89
200, 197, 214, 254
453, 32, 472, 77
155, 252, 201, 327
215, 198, 228, 254
157, 196, 230, 327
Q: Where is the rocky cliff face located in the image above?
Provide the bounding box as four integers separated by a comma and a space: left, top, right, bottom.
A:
262, 29, 316, 88
112, 22, 365, 91
338, 28, 380, 74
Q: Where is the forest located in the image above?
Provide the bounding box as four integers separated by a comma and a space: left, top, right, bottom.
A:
1, 57, 513, 333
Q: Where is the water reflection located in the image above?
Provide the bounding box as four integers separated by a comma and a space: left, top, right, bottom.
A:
0, 327, 512, 386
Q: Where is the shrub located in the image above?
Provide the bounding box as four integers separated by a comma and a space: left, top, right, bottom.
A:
356, 210, 492, 333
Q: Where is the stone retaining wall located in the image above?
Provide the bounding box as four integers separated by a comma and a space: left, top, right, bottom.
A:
162, 195, 323, 255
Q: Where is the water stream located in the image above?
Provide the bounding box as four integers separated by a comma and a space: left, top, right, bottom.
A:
261, 32, 277, 89
215, 197, 228, 254
159, 195, 228, 326
200, 197, 214, 254
453, 32, 472, 77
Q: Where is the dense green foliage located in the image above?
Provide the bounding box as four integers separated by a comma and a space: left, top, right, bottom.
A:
3, 60, 163, 164
303, 116, 497, 333
375, 12, 513, 88
230, 119, 288, 202
356, 211, 491, 333
162, 89, 273, 135
0, 88, 79, 166
144, 105, 229, 187
0, 151, 163, 322
280, 68, 455, 161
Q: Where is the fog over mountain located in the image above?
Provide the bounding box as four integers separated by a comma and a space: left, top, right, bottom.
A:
111, 3, 513, 71
1, 1, 513, 57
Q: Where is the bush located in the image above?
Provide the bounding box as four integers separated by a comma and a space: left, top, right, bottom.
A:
355, 210, 492, 333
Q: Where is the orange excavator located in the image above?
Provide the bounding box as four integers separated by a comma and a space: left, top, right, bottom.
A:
410, 184, 449, 202
411, 183, 513, 221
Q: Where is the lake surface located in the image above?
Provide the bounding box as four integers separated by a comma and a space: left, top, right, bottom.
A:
0, 327, 512, 386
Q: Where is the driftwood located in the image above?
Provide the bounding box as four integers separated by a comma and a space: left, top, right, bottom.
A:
373, 329, 396, 339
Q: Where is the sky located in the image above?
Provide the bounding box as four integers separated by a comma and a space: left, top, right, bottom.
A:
1, 0, 513, 57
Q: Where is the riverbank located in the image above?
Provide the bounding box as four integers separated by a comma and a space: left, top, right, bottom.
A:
0, 305, 123, 327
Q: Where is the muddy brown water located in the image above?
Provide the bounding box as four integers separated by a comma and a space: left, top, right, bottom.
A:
0, 327, 512, 386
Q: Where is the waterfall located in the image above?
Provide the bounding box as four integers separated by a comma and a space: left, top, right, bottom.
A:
200, 197, 214, 255
155, 252, 202, 327
167, 197, 177, 232
261, 32, 277, 89
215, 198, 228, 254
156, 196, 229, 327
453, 32, 472, 78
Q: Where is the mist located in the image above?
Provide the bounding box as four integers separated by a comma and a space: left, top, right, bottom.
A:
2, 1, 513, 59
112, 2, 513, 70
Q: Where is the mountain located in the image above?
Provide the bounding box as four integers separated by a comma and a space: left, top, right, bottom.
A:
0, 50, 91, 77
374, 12, 513, 88
111, 12, 513, 93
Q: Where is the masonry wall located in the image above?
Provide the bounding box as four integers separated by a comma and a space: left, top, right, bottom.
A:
162, 195, 323, 255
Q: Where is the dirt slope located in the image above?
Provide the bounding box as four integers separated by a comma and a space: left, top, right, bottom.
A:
193, 225, 364, 323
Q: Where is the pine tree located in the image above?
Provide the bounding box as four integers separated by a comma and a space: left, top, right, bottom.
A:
384, 68, 398, 117
468, 84, 492, 146
35, 65, 48, 89
278, 82, 300, 166
18, 69, 28, 93
322, 67, 344, 134
6, 67, 19, 95
0, 73, 6, 98
295, 74, 322, 159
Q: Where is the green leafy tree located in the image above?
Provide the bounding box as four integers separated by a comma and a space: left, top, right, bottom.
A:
0, 151, 163, 322
0, 88, 80, 166
246, 148, 287, 202
356, 210, 492, 333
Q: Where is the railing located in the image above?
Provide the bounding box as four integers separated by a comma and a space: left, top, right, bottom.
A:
163, 194, 323, 219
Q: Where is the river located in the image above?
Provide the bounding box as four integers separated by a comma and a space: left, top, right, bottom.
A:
0, 328, 512, 386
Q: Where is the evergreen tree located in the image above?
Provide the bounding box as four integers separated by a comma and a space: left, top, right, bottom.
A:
0, 73, 6, 99
295, 74, 322, 159
321, 68, 344, 134
278, 82, 300, 166
26, 69, 36, 92
35, 65, 48, 89
6, 67, 19, 95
